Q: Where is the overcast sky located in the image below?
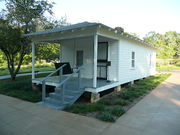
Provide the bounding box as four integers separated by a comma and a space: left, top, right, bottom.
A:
0, 0, 180, 37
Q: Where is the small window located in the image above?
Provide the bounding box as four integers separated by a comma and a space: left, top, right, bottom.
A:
76, 50, 83, 67
131, 51, 135, 68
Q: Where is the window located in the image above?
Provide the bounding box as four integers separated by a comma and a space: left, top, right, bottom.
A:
149, 54, 152, 67
131, 51, 135, 68
76, 50, 83, 67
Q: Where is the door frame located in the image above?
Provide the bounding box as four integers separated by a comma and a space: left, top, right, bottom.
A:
97, 42, 108, 80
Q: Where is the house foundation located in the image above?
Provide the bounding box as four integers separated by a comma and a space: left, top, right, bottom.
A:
114, 85, 122, 92
90, 92, 100, 103
32, 83, 39, 91
130, 81, 134, 85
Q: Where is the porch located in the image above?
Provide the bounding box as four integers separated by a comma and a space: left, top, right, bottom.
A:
25, 22, 121, 109
32, 75, 119, 93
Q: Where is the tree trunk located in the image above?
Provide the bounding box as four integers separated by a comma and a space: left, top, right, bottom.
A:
10, 73, 16, 80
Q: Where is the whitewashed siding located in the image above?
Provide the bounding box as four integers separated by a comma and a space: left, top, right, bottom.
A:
61, 37, 94, 79
118, 38, 156, 84
61, 39, 75, 66
108, 41, 119, 81
61, 35, 156, 87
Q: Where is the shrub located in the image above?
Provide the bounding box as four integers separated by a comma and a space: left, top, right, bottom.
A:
97, 111, 116, 122
65, 103, 105, 114
109, 107, 125, 117
98, 99, 129, 106
113, 99, 130, 106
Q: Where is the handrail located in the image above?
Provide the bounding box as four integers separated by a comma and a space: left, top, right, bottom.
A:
41, 64, 67, 82
41, 63, 66, 101
57, 66, 83, 88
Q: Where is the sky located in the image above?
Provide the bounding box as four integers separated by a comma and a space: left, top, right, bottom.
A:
0, 0, 180, 37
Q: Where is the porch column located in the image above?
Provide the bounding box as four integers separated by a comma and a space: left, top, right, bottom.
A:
93, 34, 98, 88
32, 42, 35, 79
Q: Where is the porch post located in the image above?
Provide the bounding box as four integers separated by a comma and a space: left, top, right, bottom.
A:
32, 42, 35, 79
93, 34, 98, 88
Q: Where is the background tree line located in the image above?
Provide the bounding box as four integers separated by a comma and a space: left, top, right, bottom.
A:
143, 31, 180, 59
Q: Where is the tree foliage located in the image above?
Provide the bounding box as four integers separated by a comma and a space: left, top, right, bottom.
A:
0, 19, 26, 80
5, 0, 54, 33
36, 43, 60, 61
144, 31, 180, 59
0, 0, 54, 80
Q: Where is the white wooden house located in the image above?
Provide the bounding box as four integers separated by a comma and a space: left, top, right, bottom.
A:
24, 22, 157, 109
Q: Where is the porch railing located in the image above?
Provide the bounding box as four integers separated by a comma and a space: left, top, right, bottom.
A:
56, 66, 83, 103
41, 64, 67, 101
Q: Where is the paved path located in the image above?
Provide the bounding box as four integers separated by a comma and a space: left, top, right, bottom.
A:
102, 71, 180, 135
0, 71, 53, 80
0, 71, 180, 135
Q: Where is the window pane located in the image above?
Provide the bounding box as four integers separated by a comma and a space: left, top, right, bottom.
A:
132, 60, 135, 67
132, 52, 135, 59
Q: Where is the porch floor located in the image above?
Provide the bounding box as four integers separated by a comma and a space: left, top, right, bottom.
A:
32, 75, 118, 92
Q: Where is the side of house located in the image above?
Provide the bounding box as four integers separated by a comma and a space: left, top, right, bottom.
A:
118, 37, 156, 84
60, 33, 156, 86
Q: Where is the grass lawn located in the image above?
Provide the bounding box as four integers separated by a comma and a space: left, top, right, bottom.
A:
156, 64, 180, 71
65, 73, 171, 122
0, 63, 55, 76
0, 73, 49, 102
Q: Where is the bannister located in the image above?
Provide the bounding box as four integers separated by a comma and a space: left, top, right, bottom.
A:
41, 64, 66, 101
57, 66, 83, 103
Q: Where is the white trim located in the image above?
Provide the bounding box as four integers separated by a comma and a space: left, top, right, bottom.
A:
85, 81, 119, 93
93, 34, 98, 88
59, 44, 62, 61
97, 33, 119, 40
32, 34, 94, 42
32, 42, 35, 79
117, 40, 121, 81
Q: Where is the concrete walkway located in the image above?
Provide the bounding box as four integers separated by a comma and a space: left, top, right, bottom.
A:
0, 71, 53, 80
0, 71, 180, 135
101, 71, 180, 135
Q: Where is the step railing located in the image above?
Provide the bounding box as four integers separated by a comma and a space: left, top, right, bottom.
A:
41, 64, 67, 101
56, 66, 83, 103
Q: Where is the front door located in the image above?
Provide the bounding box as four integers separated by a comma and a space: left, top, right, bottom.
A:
97, 42, 108, 79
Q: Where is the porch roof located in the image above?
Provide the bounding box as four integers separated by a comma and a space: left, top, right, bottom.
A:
24, 22, 100, 37
24, 21, 158, 49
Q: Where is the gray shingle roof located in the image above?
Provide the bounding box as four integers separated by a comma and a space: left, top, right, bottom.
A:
24, 21, 157, 49
24, 22, 99, 37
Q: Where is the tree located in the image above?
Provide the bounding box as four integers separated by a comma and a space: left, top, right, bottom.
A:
34, 16, 69, 62
0, 50, 5, 67
0, 19, 26, 80
5, 0, 54, 34
0, 0, 54, 80
164, 31, 180, 58
143, 31, 180, 59
36, 43, 60, 62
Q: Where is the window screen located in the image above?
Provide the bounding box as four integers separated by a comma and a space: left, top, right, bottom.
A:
76, 50, 83, 67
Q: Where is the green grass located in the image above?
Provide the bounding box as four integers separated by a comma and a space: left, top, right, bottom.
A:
0, 73, 49, 102
65, 103, 105, 114
97, 111, 116, 122
0, 63, 55, 76
65, 73, 171, 122
156, 64, 180, 71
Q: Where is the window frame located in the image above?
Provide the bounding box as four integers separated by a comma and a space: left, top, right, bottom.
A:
131, 51, 135, 68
